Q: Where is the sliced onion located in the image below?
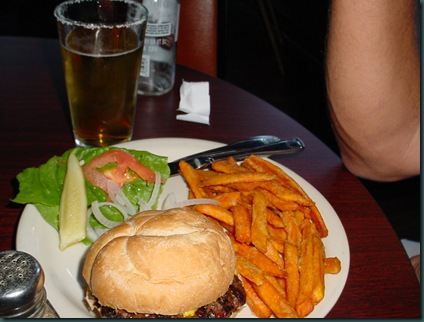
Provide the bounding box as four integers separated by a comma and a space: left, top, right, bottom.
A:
86, 209, 98, 242
115, 189, 137, 216
94, 226, 109, 237
107, 180, 121, 202
138, 199, 151, 212
161, 192, 177, 210
161, 194, 219, 210
175, 198, 220, 208
147, 172, 161, 208
91, 201, 126, 228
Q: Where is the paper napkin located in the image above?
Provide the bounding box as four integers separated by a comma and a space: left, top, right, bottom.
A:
176, 80, 210, 125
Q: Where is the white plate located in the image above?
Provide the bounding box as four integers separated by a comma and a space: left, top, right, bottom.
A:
16, 138, 350, 318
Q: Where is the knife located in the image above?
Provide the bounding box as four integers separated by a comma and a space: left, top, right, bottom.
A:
168, 136, 305, 175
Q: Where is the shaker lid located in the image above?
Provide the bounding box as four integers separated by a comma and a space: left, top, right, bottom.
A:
0, 250, 45, 317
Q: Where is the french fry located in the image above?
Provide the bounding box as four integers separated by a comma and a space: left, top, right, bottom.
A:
178, 155, 341, 318
253, 277, 298, 318
232, 204, 252, 244
261, 189, 300, 212
240, 275, 272, 318
295, 223, 314, 317
243, 155, 328, 237
324, 257, 342, 274
269, 238, 285, 254
226, 181, 264, 192
259, 180, 313, 206
194, 168, 217, 181
267, 225, 288, 243
178, 160, 207, 198
293, 209, 306, 224
235, 255, 265, 286
281, 211, 303, 246
243, 155, 301, 192
309, 206, 328, 238
266, 208, 285, 228
211, 157, 250, 173
203, 185, 235, 195
232, 239, 285, 278
195, 204, 234, 226
214, 191, 242, 209
200, 172, 276, 187
251, 190, 269, 254
290, 230, 326, 315
284, 241, 300, 307
312, 233, 325, 304
264, 240, 285, 270
265, 274, 287, 298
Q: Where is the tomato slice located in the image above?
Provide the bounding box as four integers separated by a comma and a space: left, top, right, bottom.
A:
82, 150, 156, 193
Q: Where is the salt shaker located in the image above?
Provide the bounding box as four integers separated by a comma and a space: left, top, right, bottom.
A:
0, 250, 60, 318
138, 0, 180, 96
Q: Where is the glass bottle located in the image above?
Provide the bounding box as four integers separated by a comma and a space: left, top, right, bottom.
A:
0, 250, 60, 318
138, 0, 180, 96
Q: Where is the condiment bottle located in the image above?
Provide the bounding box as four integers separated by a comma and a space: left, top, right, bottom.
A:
0, 250, 59, 318
137, 0, 180, 96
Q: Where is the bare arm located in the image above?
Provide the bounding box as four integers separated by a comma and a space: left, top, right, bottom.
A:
325, 0, 420, 181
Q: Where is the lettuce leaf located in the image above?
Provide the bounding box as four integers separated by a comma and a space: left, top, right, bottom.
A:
13, 147, 170, 231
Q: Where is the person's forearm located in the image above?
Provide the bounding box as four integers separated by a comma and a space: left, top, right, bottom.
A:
326, 0, 420, 181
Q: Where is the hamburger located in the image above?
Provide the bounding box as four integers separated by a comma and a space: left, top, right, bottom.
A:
82, 208, 246, 318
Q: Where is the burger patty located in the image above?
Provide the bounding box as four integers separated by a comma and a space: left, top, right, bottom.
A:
96, 275, 246, 318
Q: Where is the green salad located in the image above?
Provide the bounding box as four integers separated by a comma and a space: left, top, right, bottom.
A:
13, 146, 170, 244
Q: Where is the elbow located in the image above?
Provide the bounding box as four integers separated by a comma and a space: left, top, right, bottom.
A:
339, 150, 417, 182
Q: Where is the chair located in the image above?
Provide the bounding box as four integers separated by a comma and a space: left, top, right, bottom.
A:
176, 0, 218, 76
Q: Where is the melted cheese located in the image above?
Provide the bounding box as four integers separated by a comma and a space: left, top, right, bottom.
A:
182, 309, 196, 317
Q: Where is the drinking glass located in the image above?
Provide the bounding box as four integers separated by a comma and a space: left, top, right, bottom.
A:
54, 0, 148, 147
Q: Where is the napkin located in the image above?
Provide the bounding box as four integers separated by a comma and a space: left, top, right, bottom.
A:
176, 80, 210, 125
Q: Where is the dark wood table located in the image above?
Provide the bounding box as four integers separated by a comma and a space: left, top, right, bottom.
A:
0, 36, 420, 318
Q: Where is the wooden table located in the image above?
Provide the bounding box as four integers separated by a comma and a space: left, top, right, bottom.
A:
0, 36, 420, 318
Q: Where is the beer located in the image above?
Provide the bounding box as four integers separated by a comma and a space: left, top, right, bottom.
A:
61, 27, 143, 147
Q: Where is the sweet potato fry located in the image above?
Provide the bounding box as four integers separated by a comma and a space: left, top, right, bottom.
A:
195, 204, 234, 226
200, 172, 276, 187
310, 206, 328, 238
259, 180, 313, 206
194, 168, 217, 181
232, 239, 285, 278
226, 181, 264, 192
243, 155, 328, 237
265, 274, 287, 298
296, 223, 317, 317
312, 233, 325, 303
232, 204, 252, 244
264, 240, 285, 270
324, 257, 342, 274
269, 238, 285, 253
267, 225, 287, 243
295, 223, 313, 316
243, 155, 297, 188
284, 241, 300, 307
281, 211, 303, 246
253, 277, 298, 318
203, 185, 235, 195
178, 160, 207, 198
261, 189, 300, 212
178, 155, 341, 318
214, 191, 242, 209
266, 208, 285, 228
251, 190, 269, 254
240, 275, 272, 318
235, 255, 265, 286
211, 157, 250, 174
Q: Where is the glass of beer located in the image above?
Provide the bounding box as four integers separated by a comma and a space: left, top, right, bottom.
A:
54, 0, 148, 147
